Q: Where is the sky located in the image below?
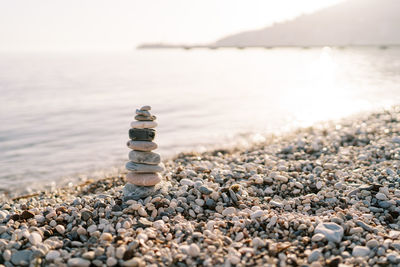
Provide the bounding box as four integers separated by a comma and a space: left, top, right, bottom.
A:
0, 0, 343, 51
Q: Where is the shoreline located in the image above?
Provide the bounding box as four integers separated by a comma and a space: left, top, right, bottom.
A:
1, 107, 400, 266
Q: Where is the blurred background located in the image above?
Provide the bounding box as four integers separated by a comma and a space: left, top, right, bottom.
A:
1, 0, 400, 196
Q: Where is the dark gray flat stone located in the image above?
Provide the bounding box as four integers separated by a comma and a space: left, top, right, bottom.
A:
129, 128, 155, 141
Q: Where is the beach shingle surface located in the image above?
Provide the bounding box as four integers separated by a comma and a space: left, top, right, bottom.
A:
1, 107, 400, 266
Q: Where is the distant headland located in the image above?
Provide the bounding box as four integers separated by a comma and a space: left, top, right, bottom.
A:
138, 0, 400, 49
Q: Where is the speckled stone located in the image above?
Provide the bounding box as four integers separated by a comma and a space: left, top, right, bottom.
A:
126, 172, 162, 186
128, 150, 160, 165
126, 140, 158, 151
126, 161, 165, 173
135, 115, 156, 121
130, 121, 158, 129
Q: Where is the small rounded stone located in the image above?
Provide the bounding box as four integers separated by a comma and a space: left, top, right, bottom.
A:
45, 250, 60, 262
3, 249, 11, 261
82, 251, 95, 260
127, 140, 158, 151
352, 246, 370, 257
135, 115, 156, 121
55, 225, 65, 234
130, 121, 157, 129
128, 150, 161, 165
76, 226, 87, 236
125, 162, 164, 173
29, 232, 42, 245
126, 173, 162, 186
107, 257, 118, 266
67, 257, 91, 267
312, 233, 325, 242
366, 239, 379, 248
100, 233, 113, 242
140, 105, 151, 111
188, 243, 200, 257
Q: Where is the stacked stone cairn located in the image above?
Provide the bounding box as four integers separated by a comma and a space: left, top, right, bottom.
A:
123, 105, 167, 200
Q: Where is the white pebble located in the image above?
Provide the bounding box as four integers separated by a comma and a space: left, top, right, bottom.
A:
316, 181, 323, 189
252, 237, 265, 248
116, 246, 126, 259
67, 257, 91, 267
222, 207, 236, 216
275, 175, 288, 183
106, 257, 118, 266
55, 225, 65, 234
250, 210, 264, 220
352, 246, 370, 257
87, 225, 97, 233
29, 232, 42, 245
180, 179, 194, 186
137, 233, 148, 242
138, 207, 147, 217
3, 249, 11, 261
311, 233, 325, 242
229, 255, 240, 264
376, 192, 388, 200
82, 251, 95, 260
123, 221, 131, 229
153, 220, 165, 230
188, 243, 200, 257
0, 211, 7, 220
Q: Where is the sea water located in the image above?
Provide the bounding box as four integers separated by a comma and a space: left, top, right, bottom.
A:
1, 47, 400, 196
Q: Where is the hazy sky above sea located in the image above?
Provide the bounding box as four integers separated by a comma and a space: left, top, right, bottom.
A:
0, 0, 342, 51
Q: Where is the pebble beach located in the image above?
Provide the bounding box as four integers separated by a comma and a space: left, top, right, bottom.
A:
1, 107, 400, 267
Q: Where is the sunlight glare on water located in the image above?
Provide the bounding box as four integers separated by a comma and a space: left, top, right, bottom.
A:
0, 47, 400, 195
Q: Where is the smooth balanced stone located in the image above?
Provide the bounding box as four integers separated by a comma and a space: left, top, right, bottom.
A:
136, 109, 151, 117
314, 222, 344, 243
123, 181, 170, 201
129, 150, 160, 165
126, 172, 162, 186
140, 105, 151, 111
127, 140, 158, 151
135, 114, 156, 121
130, 120, 158, 129
126, 161, 165, 173
129, 128, 155, 141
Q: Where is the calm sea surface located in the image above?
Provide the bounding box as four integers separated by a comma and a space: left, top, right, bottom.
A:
1, 48, 400, 196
